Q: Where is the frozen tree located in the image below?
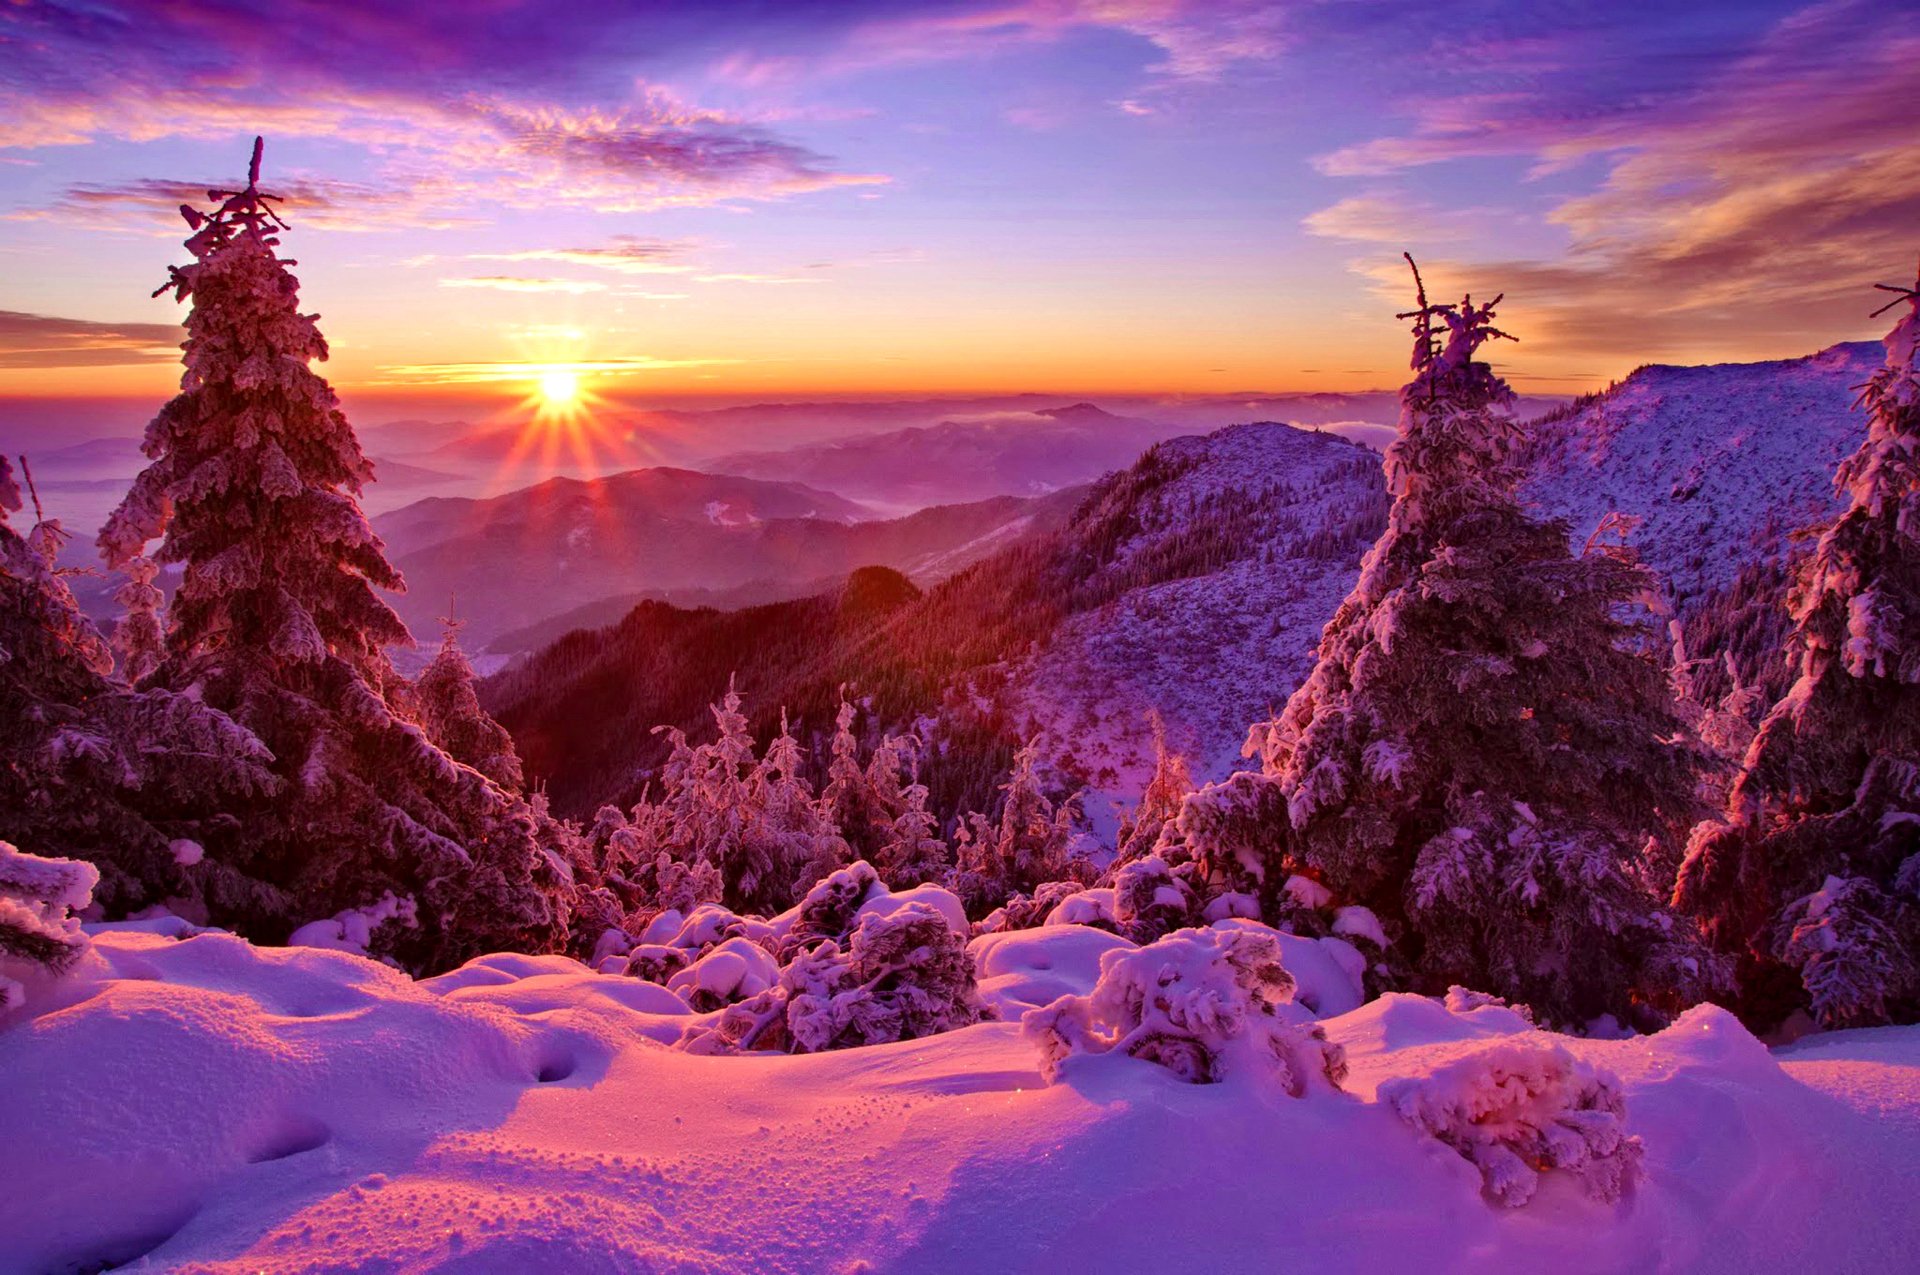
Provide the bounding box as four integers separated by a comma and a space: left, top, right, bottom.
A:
0, 840, 100, 1006
871, 737, 950, 887
92, 139, 569, 971
0, 456, 275, 921
110, 555, 166, 686
1380, 1041, 1642, 1207
1110, 854, 1198, 944
1178, 258, 1717, 1028
677, 901, 985, 1054
820, 698, 892, 862
1677, 270, 1920, 1029
409, 614, 524, 790
1114, 711, 1194, 866
949, 741, 1086, 919
1023, 925, 1347, 1093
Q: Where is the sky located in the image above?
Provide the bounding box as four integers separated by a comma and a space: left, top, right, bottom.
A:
0, 0, 1914, 410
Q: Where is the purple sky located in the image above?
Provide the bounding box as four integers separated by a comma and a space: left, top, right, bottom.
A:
1, 0, 1914, 401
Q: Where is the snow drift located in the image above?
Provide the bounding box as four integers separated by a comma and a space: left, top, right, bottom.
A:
3, 921, 1919, 1273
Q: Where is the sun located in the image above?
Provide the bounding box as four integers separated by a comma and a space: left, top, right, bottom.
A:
538, 369, 580, 408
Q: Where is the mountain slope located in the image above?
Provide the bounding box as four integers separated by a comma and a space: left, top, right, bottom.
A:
1521, 341, 1874, 698
379, 470, 1075, 648
483, 423, 1389, 821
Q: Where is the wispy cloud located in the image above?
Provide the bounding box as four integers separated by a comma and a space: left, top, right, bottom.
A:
0, 309, 182, 368
375, 355, 741, 385
439, 277, 610, 295
0, 7, 890, 221
467, 237, 699, 275
1307, 0, 1920, 359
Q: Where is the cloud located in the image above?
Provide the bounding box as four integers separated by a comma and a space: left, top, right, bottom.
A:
1308, 0, 1920, 360
12, 176, 482, 233
374, 355, 741, 385
0, 310, 182, 368
440, 277, 610, 295
0, 7, 888, 221
691, 272, 825, 285
468, 237, 699, 275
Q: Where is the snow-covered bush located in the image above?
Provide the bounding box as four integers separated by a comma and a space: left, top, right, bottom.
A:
0, 841, 100, 1007
1022, 925, 1347, 1093
1110, 855, 1197, 944
667, 936, 780, 1012
1044, 887, 1118, 932
677, 901, 986, 1055
1379, 1041, 1642, 1207
974, 879, 1083, 937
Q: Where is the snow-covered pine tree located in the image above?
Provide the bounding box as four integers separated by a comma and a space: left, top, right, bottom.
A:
819, 697, 892, 863
94, 139, 568, 971
1178, 257, 1717, 1028
1114, 710, 1194, 866
0, 457, 275, 921
111, 555, 166, 686
1676, 268, 1920, 1029
409, 610, 524, 790
948, 740, 1084, 919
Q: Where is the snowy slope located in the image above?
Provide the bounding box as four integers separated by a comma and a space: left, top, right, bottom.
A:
1522, 343, 1874, 608
1004, 422, 1386, 836
4, 924, 1917, 1273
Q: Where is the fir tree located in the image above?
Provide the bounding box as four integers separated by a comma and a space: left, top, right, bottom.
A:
111, 555, 166, 686
94, 139, 569, 971
1179, 257, 1717, 1028
410, 610, 524, 790
0, 457, 275, 921
1677, 268, 1920, 1029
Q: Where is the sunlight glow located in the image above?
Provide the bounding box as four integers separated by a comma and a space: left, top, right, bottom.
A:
538, 369, 581, 408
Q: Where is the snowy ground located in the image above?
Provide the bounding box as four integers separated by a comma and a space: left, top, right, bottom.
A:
5, 923, 1918, 1273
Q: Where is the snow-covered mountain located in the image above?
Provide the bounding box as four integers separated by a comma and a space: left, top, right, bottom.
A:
1522, 343, 1872, 608
483, 423, 1387, 822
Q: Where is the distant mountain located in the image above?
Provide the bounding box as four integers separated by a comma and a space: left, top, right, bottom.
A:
481, 423, 1390, 826
377, 467, 1077, 648
707, 402, 1187, 511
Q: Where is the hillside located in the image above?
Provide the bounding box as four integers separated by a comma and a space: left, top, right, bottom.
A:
483, 423, 1389, 821
1521, 342, 1875, 698
486, 341, 1877, 832
375, 471, 1068, 647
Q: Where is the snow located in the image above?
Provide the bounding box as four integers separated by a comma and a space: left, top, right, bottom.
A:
6, 926, 1920, 1271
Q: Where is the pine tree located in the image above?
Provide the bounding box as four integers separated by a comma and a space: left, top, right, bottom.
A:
819, 697, 892, 862
111, 555, 166, 686
410, 611, 524, 790
0, 457, 275, 922
93, 139, 569, 971
1677, 268, 1920, 1029
1178, 257, 1717, 1028
948, 740, 1083, 918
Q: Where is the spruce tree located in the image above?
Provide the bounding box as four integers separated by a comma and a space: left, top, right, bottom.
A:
410, 611, 524, 791
95, 139, 568, 971
111, 555, 166, 686
1677, 268, 1920, 1029
1179, 258, 1717, 1028
0, 457, 274, 920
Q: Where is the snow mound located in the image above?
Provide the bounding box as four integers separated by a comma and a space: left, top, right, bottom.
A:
1022, 925, 1347, 1093
1380, 1041, 1642, 1207
4, 931, 1920, 1272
